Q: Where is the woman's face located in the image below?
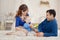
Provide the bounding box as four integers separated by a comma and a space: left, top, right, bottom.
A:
22, 9, 28, 16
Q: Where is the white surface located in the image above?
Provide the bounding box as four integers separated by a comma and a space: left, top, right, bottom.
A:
0, 30, 60, 40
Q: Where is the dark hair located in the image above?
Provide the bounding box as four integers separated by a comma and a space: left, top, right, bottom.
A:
15, 4, 28, 17
46, 9, 56, 17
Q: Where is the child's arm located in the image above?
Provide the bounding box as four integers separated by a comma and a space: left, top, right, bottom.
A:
30, 24, 38, 33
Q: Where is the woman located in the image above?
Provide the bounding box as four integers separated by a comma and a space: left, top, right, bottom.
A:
6, 4, 33, 36
15, 4, 32, 32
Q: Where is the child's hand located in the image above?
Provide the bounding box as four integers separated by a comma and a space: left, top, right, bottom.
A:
30, 24, 38, 33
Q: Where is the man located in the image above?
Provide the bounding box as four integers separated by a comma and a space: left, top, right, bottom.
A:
35, 9, 58, 37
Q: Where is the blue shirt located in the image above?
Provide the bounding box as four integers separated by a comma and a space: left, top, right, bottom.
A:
15, 14, 29, 27
15, 15, 31, 31
38, 19, 58, 37
15, 16, 25, 27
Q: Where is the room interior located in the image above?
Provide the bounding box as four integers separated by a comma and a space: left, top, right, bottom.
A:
0, 0, 60, 39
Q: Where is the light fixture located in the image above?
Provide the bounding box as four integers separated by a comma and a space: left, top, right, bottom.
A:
40, 0, 50, 7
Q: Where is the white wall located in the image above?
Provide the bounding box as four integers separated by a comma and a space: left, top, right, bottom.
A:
0, 0, 22, 21
57, 0, 60, 29
21, 0, 58, 23
0, 0, 16, 21
0, 0, 60, 28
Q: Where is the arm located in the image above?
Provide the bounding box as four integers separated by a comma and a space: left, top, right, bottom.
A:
38, 23, 43, 32
38, 19, 47, 32
15, 17, 25, 27
35, 23, 58, 37
15, 17, 28, 33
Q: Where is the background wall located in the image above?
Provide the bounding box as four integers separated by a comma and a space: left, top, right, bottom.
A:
0, 0, 60, 29
57, 0, 60, 29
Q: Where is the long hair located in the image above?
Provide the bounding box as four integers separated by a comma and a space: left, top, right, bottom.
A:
15, 4, 28, 17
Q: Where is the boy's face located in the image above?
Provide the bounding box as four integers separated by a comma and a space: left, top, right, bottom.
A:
46, 12, 53, 21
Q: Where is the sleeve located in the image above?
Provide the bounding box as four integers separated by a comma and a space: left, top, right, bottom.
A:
15, 17, 20, 27
38, 23, 43, 32
44, 23, 58, 37
15, 17, 25, 27
38, 19, 46, 32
